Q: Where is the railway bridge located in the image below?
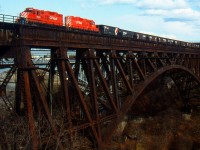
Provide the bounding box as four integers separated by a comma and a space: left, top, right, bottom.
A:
0, 14, 200, 149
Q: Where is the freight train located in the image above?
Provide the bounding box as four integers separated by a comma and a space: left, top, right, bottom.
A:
17, 7, 199, 48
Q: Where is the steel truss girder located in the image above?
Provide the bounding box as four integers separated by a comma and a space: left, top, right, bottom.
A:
15, 46, 63, 150
1, 44, 200, 149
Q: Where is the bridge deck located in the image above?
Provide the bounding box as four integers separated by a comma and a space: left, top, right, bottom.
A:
0, 21, 200, 55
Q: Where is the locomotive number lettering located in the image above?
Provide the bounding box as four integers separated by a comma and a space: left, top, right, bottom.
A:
76, 21, 82, 25
49, 16, 58, 20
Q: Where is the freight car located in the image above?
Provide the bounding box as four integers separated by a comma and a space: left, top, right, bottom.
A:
97, 25, 119, 36
17, 7, 200, 49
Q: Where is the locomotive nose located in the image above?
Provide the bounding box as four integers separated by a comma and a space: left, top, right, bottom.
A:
115, 28, 119, 35
20, 12, 29, 18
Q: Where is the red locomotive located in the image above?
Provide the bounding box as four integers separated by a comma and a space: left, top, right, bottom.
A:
19, 8, 63, 26
65, 16, 99, 32
18, 8, 99, 32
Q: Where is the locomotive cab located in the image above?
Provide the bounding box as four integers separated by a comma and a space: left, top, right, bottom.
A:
17, 8, 43, 24
17, 8, 32, 24
17, 8, 63, 26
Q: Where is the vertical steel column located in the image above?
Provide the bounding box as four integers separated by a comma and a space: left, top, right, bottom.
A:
15, 70, 22, 115
23, 70, 38, 150
64, 53, 100, 145
96, 52, 110, 81
88, 49, 102, 143
56, 48, 72, 127
110, 50, 120, 109
74, 50, 84, 80
48, 49, 56, 115
18, 46, 38, 150
127, 52, 134, 88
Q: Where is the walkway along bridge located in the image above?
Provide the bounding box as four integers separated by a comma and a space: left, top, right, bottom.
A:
0, 14, 200, 149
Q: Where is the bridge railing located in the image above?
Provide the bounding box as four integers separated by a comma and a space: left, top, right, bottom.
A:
0, 14, 18, 24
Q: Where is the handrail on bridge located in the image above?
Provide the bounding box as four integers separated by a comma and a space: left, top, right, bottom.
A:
0, 14, 65, 27
0, 14, 18, 24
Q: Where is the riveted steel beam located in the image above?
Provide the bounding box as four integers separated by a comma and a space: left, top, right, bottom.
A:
0, 21, 200, 149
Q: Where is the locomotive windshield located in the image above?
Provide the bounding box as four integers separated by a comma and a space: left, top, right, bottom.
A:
25, 8, 33, 12
90, 21, 95, 25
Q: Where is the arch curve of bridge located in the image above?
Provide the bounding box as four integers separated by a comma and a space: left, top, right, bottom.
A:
121, 65, 200, 115
104, 65, 200, 143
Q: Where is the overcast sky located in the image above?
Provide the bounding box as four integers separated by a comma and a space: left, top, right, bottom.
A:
1, 0, 200, 42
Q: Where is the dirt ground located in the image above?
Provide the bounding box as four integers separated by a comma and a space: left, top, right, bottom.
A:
108, 78, 200, 150
110, 108, 200, 150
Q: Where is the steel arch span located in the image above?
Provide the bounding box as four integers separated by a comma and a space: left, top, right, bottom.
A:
102, 65, 200, 145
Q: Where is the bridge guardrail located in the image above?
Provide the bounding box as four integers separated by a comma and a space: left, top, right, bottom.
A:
0, 14, 18, 24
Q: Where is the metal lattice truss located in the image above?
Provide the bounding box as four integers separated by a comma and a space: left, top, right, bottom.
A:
0, 22, 200, 149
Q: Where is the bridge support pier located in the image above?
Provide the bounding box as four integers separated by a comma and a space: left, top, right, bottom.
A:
15, 46, 38, 150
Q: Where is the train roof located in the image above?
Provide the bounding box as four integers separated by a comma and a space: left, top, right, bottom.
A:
24, 7, 62, 15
